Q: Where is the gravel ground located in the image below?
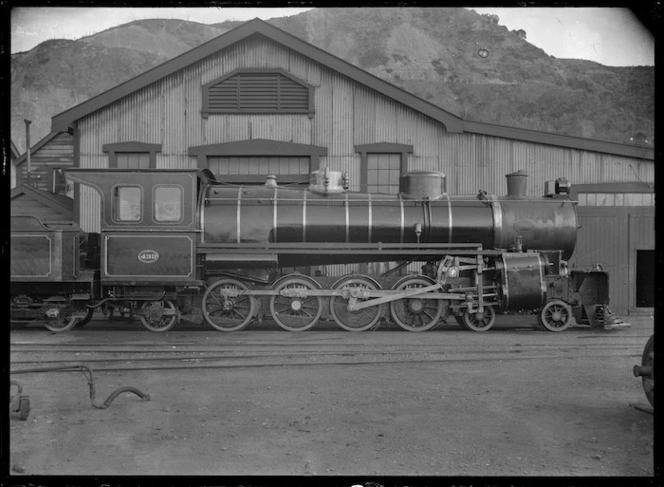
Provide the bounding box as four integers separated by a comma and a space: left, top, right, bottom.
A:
8, 314, 654, 478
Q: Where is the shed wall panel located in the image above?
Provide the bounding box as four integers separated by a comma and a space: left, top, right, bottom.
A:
291, 116, 313, 145
573, 209, 629, 314
374, 98, 397, 143
331, 74, 354, 156
288, 49, 316, 83
163, 71, 186, 155
352, 85, 377, 145
313, 69, 333, 148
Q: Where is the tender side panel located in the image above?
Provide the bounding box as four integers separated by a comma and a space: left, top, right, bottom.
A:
11, 234, 54, 279
103, 233, 197, 282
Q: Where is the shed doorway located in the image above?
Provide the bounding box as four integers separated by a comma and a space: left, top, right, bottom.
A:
636, 249, 654, 308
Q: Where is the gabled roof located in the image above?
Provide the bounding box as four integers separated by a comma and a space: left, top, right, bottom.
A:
50, 18, 654, 162
10, 140, 21, 160
51, 18, 464, 134
10, 184, 74, 219
14, 131, 61, 167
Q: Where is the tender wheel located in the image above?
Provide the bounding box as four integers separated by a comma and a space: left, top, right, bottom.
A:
44, 303, 79, 332
330, 274, 384, 331
139, 300, 178, 332
461, 306, 496, 332
270, 274, 323, 331
389, 275, 444, 332
202, 278, 257, 331
538, 299, 573, 332
75, 308, 95, 328
637, 335, 654, 407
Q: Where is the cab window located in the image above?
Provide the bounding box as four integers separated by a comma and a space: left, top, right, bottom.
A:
154, 185, 183, 222
114, 186, 142, 222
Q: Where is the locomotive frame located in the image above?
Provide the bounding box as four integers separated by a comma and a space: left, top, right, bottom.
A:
10, 167, 622, 333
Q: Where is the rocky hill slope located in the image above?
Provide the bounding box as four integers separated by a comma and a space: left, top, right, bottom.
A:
10, 7, 654, 152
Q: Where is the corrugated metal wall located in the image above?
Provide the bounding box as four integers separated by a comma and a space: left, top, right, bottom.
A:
573, 206, 654, 315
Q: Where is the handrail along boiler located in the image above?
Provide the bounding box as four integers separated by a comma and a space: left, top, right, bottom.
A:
10, 167, 619, 332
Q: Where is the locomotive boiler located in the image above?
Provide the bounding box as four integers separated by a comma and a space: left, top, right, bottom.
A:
11, 166, 619, 333
201, 169, 577, 266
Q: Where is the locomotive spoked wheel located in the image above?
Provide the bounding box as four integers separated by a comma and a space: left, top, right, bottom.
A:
330, 274, 384, 331
44, 304, 79, 333
202, 278, 257, 332
270, 274, 323, 332
538, 299, 573, 332
74, 308, 95, 328
637, 335, 654, 407
138, 300, 179, 332
460, 306, 496, 332
389, 275, 444, 332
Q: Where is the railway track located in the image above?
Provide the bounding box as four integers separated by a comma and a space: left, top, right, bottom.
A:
10, 335, 649, 373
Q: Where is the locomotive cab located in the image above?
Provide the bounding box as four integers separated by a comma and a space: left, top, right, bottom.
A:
66, 169, 202, 287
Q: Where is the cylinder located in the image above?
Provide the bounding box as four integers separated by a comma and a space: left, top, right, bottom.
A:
500, 252, 547, 311
505, 170, 528, 198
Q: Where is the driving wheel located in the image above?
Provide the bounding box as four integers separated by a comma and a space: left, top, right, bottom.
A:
389, 275, 444, 332
270, 274, 323, 331
330, 274, 384, 331
202, 278, 257, 331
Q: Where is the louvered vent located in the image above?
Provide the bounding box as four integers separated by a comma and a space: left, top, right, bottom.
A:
206, 71, 310, 113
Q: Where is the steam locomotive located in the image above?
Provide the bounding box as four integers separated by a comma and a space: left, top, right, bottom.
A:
10, 167, 619, 333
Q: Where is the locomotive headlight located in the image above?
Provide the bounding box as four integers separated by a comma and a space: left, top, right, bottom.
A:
446, 266, 459, 278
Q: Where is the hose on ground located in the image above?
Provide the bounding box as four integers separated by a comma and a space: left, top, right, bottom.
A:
10, 364, 150, 409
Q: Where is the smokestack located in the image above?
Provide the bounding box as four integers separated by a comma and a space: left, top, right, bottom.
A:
505, 170, 528, 198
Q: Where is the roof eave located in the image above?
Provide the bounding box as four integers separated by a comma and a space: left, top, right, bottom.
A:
11, 184, 74, 215
463, 120, 654, 161
10, 140, 21, 159
15, 131, 62, 166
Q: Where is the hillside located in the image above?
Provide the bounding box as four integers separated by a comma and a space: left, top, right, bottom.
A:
10, 7, 654, 153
